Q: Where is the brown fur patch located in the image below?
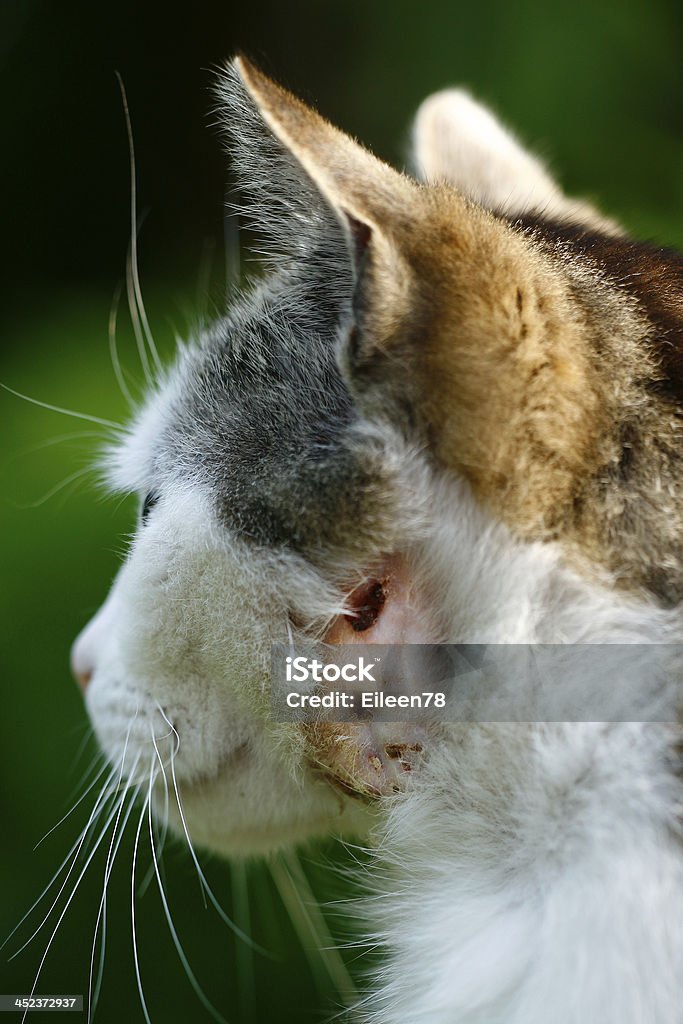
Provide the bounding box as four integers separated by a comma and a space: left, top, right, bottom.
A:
353, 192, 683, 603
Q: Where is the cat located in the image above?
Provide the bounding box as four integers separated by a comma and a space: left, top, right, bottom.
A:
69, 58, 683, 1022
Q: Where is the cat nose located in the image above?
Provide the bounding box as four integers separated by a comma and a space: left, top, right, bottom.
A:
70, 595, 115, 693
71, 615, 103, 693
70, 637, 93, 692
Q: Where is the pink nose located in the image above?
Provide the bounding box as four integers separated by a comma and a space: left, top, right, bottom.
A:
73, 667, 92, 692
70, 638, 94, 693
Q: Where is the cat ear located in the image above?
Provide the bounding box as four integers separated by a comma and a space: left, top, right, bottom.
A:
411, 88, 567, 217
229, 56, 415, 227
217, 58, 420, 361
411, 88, 620, 232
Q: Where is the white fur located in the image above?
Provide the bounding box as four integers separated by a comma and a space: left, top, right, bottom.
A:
367, 723, 682, 1024
360, 471, 683, 1023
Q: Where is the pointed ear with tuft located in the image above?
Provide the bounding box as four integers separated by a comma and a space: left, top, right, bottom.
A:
216, 57, 423, 375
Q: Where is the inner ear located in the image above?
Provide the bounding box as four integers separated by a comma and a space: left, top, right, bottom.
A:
344, 211, 372, 269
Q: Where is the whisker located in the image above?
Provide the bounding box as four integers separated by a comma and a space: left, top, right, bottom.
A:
147, 758, 230, 1024
108, 279, 136, 408
116, 72, 164, 382
10, 430, 106, 460
138, 722, 173, 897
3, 766, 118, 954
231, 860, 255, 1022
154, 713, 205, 908
67, 725, 100, 783
88, 781, 142, 1024
155, 704, 268, 953
153, 766, 170, 862
34, 759, 112, 850
17, 755, 141, 1024
126, 244, 153, 388
10, 776, 127, 961
140, 726, 172, 898
16, 465, 95, 510
131, 768, 154, 1024
7, 719, 136, 957
0, 382, 122, 431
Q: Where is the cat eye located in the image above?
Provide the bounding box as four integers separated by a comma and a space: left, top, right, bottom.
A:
140, 490, 160, 525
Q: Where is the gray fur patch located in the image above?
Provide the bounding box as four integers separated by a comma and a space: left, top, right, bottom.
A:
153, 260, 395, 557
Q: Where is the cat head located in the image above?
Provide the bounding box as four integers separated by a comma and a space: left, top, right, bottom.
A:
71, 58, 683, 855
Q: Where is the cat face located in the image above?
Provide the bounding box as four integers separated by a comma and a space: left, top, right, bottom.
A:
72, 59, 683, 855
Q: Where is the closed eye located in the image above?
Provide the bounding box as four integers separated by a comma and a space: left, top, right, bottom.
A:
141, 490, 160, 525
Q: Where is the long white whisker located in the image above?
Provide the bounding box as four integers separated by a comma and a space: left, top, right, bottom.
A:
154, 704, 268, 953
141, 726, 172, 897
126, 247, 153, 387
153, 771, 170, 862
17, 466, 94, 510
0, 382, 121, 431
4, 767, 119, 954
108, 279, 136, 407
147, 753, 229, 1024
154, 713, 205, 909
131, 765, 155, 1024
34, 760, 113, 850
18, 754, 141, 1024
88, 781, 142, 1024
14, 430, 106, 457
138, 718, 177, 898
67, 727, 101, 785
10, 779, 129, 962
8, 720, 136, 958
116, 73, 164, 382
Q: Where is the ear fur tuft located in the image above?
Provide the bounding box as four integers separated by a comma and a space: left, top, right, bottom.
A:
214, 60, 346, 265
216, 58, 419, 375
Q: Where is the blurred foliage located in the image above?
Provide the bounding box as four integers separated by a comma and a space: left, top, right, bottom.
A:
2, 0, 683, 1020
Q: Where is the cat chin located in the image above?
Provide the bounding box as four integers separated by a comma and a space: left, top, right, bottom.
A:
164, 749, 377, 856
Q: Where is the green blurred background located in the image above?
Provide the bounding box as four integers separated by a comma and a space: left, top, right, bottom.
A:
2, 0, 683, 1020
